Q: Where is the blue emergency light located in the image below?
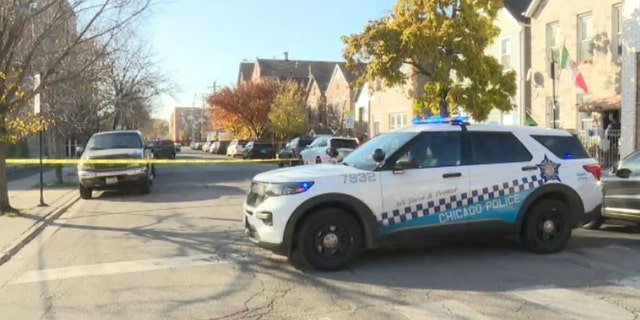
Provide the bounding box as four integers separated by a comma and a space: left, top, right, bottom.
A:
412, 116, 470, 125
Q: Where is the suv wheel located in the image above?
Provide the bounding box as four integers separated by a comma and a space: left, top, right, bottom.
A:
522, 199, 572, 254
79, 185, 92, 199
140, 167, 152, 194
292, 208, 363, 271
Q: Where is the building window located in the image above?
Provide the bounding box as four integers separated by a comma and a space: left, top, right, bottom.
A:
546, 22, 560, 75
358, 107, 366, 122
373, 120, 380, 136
578, 13, 594, 62
389, 113, 408, 130
501, 38, 511, 70
576, 93, 593, 130
613, 4, 623, 58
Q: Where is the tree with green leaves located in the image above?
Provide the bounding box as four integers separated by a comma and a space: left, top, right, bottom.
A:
268, 80, 309, 142
342, 0, 517, 120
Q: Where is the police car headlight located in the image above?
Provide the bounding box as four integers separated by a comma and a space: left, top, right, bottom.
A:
264, 182, 314, 197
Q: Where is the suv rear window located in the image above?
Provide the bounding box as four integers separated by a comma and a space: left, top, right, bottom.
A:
331, 138, 358, 149
531, 134, 590, 159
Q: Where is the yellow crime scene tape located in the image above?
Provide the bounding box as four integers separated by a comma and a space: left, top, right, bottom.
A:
5, 158, 303, 165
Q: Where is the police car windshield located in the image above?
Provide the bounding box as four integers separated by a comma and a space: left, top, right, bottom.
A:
342, 132, 416, 170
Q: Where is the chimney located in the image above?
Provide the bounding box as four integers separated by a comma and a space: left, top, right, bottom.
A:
284, 51, 289, 61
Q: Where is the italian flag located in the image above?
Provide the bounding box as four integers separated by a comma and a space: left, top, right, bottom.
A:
560, 45, 589, 93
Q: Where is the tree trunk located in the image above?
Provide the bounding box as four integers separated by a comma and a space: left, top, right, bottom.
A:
0, 143, 15, 213
439, 89, 450, 118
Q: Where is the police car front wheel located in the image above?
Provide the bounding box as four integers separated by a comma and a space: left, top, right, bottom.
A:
522, 199, 572, 254
292, 208, 363, 271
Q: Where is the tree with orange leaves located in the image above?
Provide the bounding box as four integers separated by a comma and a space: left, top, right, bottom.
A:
208, 81, 278, 140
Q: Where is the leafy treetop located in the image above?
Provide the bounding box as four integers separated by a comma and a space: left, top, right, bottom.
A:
341, 0, 517, 121
268, 80, 309, 141
207, 81, 278, 140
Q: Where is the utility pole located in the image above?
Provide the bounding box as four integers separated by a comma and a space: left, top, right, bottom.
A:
204, 81, 219, 139
550, 50, 558, 129
33, 74, 47, 207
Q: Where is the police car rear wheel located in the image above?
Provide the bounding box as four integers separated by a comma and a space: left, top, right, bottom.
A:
522, 199, 572, 254
293, 208, 363, 271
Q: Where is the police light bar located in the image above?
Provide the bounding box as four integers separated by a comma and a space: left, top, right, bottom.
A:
412, 116, 470, 125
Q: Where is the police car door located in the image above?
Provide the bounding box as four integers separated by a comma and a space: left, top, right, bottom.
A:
378, 129, 471, 238
466, 130, 537, 234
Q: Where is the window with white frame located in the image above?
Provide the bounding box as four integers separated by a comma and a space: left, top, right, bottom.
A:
389, 112, 408, 130
546, 22, 560, 75
501, 38, 511, 70
613, 4, 623, 58
578, 13, 594, 61
577, 93, 593, 131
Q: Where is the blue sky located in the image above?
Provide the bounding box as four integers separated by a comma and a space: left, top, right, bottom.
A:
143, 0, 396, 120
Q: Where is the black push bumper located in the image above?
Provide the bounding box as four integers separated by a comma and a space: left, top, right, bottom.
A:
78, 167, 147, 190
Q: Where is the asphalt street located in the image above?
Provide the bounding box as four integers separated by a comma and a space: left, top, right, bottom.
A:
1, 148, 639, 320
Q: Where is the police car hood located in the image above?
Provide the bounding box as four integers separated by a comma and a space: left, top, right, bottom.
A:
253, 163, 362, 183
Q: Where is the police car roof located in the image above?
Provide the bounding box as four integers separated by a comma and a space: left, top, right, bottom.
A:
394, 123, 573, 136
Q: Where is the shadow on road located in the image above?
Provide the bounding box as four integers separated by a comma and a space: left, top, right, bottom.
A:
93, 183, 247, 203
49, 205, 640, 296
43, 211, 640, 319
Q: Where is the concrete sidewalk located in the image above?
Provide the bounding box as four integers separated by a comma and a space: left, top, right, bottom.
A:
0, 166, 80, 266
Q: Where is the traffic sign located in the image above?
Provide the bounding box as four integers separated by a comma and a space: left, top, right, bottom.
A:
345, 110, 355, 129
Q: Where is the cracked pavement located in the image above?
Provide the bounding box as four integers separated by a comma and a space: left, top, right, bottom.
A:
1, 149, 640, 320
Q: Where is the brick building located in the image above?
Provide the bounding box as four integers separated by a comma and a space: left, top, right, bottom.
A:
236, 55, 365, 135
170, 107, 206, 142
525, 0, 623, 133
620, 0, 640, 157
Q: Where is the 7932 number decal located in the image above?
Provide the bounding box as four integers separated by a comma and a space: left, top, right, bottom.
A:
341, 173, 377, 184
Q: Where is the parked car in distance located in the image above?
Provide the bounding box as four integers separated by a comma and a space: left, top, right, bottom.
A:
193, 141, 206, 150
277, 136, 315, 167
202, 141, 212, 153
76, 130, 155, 199
227, 139, 248, 157
299, 136, 359, 165
214, 140, 231, 155
584, 148, 640, 229
243, 141, 276, 159
147, 139, 176, 159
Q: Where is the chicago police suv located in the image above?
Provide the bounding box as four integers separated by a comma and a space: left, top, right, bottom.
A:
243, 117, 603, 271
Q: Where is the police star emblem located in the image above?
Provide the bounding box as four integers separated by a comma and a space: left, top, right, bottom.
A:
537, 155, 561, 183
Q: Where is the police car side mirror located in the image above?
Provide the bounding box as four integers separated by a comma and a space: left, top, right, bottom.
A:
616, 168, 632, 179
75, 145, 84, 156
372, 148, 385, 162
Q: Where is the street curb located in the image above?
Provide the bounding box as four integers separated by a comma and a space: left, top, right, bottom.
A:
0, 191, 80, 267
